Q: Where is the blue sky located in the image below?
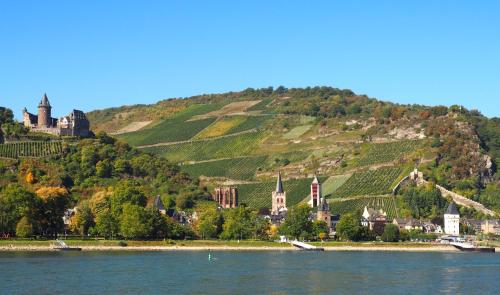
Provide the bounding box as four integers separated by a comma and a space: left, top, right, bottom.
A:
0, 0, 499, 119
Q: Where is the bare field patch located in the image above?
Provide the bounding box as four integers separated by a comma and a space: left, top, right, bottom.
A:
112, 121, 153, 135
190, 100, 261, 119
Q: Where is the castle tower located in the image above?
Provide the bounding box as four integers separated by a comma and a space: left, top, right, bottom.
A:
317, 197, 331, 227
444, 203, 460, 235
38, 93, 52, 127
271, 172, 287, 215
310, 175, 321, 207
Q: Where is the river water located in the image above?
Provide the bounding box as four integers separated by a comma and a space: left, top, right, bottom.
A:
1, 251, 499, 294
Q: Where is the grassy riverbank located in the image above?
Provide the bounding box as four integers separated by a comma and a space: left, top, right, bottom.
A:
0, 239, 469, 252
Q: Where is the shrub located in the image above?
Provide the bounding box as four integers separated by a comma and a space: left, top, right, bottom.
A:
381, 224, 400, 242
16, 216, 33, 238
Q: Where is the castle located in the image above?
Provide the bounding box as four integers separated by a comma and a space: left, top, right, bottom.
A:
22, 94, 90, 137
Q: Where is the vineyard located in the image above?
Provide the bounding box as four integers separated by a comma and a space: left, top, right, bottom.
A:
182, 156, 268, 180
142, 131, 266, 162
194, 116, 247, 139
322, 174, 351, 197
246, 98, 273, 111
237, 176, 327, 209
328, 195, 400, 219
331, 167, 405, 199
225, 115, 271, 134
118, 104, 223, 146
356, 140, 423, 167
0, 141, 63, 158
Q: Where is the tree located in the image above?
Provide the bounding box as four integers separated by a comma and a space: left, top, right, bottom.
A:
220, 207, 254, 240
0, 184, 40, 235
381, 224, 400, 242
280, 205, 312, 240
148, 208, 171, 239
16, 216, 33, 238
119, 204, 152, 239
96, 159, 113, 178
70, 201, 95, 236
36, 187, 70, 238
312, 220, 329, 241
110, 181, 147, 215
95, 209, 118, 239
336, 213, 363, 241
197, 207, 223, 239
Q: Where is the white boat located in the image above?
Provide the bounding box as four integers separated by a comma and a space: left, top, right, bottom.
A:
52, 239, 82, 251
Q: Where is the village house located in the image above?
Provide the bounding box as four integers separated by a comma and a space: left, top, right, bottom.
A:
421, 221, 443, 234
153, 195, 167, 215
392, 218, 424, 232
481, 219, 500, 235
361, 206, 387, 233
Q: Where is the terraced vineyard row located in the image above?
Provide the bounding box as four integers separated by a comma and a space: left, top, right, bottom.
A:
142, 131, 265, 162
328, 196, 399, 219
356, 140, 423, 167
0, 141, 63, 158
331, 167, 404, 199
118, 104, 223, 146
226, 115, 270, 134
182, 156, 268, 180
238, 177, 327, 209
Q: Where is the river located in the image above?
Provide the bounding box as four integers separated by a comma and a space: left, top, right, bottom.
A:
1, 251, 499, 294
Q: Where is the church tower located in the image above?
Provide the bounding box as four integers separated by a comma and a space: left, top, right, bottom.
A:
317, 197, 331, 228
271, 172, 287, 215
38, 93, 52, 127
310, 175, 321, 207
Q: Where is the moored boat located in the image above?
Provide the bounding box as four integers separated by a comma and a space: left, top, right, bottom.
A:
52, 239, 82, 251
450, 242, 495, 253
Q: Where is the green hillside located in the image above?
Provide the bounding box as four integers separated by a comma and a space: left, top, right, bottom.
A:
82, 86, 500, 215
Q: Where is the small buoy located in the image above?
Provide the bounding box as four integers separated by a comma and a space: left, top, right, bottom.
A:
208, 253, 211, 261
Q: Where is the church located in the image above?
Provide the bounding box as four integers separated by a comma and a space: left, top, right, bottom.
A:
23, 94, 90, 137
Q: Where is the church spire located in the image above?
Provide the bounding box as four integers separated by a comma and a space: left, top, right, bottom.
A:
276, 171, 284, 193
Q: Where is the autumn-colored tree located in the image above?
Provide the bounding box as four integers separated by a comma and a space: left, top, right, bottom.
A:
25, 171, 35, 184
36, 187, 70, 238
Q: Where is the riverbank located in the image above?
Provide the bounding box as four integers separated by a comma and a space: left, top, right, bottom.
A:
0, 240, 485, 252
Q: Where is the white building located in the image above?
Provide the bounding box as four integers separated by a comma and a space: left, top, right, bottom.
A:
444, 203, 460, 235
